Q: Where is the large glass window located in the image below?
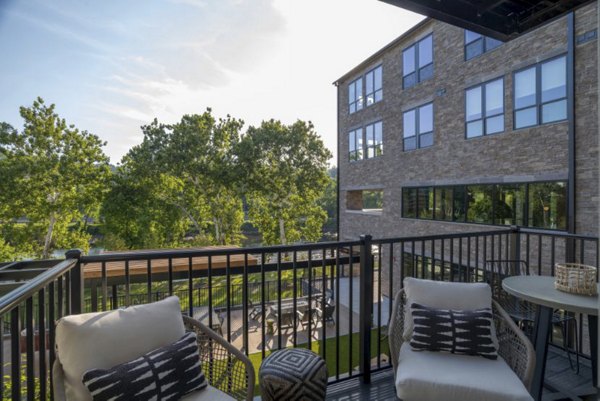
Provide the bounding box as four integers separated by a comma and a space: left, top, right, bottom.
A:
403, 34, 433, 89
348, 77, 363, 114
402, 181, 567, 230
465, 78, 504, 138
417, 187, 434, 219
434, 187, 453, 221
365, 121, 383, 158
348, 128, 363, 161
467, 185, 493, 224
464, 30, 503, 60
528, 182, 567, 230
514, 56, 567, 129
402, 188, 417, 218
404, 103, 433, 151
494, 184, 525, 225
365, 65, 383, 106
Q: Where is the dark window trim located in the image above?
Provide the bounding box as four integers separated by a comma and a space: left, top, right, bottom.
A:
513, 54, 568, 130
348, 121, 384, 162
401, 180, 568, 231
464, 30, 504, 61
364, 65, 383, 107
403, 102, 434, 151
348, 77, 363, 115
348, 128, 363, 162
402, 34, 433, 89
364, 120, 383, 159
464, 76, 505, 139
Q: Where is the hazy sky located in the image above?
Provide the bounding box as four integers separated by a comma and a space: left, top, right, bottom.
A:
0, 0, 423, 165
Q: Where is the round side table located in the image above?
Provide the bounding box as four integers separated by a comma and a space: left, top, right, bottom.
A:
259, 348, 328, 401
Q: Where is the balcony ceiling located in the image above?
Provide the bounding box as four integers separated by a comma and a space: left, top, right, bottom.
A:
379, 0, 595, 41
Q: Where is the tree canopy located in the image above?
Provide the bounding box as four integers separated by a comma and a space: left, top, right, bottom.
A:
237, 120, 332, 245
0, 98, 111, 259
0, 100, 335, 259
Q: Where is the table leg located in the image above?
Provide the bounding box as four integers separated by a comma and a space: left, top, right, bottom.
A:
588, 315, 598, 388
531, 305, 553, 401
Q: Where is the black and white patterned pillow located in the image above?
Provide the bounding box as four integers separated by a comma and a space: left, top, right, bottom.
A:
82, 332, 207, 401
410, 303, 498, 359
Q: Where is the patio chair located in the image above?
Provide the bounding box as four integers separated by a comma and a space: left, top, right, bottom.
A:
485, 259, 579, 372
389, 278, 535, 401
313, 303, 335, 326
52, 296, 255, 401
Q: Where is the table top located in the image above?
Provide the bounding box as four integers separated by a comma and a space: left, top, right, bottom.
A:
502, 276, 599, 316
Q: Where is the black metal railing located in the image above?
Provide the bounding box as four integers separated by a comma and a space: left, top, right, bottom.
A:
0, 226, 597, 399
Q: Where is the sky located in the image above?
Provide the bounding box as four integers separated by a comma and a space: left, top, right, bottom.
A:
0, 0, 423, 165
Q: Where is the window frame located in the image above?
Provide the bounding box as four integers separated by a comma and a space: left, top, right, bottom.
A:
464, 76, 505, 139
513, 54, 568, 130
364, 65, 383, 107
365, 120, 383, 159
348, 128, 363, 162
464, 30, 503, 61
402, 34, 433, 89
403, 102, 434, 151
401, 180, 567, 231
348, 77, 363, 115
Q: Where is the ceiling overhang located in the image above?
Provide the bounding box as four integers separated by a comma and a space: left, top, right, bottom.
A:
379, 0, 595, 41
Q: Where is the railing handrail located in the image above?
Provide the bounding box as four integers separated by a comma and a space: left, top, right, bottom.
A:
517, 227, 599, 241
79, 239, 363, 263
0, 258, 78, 316
370, 228, 514, 245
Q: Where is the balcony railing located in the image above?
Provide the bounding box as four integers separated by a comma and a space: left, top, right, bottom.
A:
0, 226, 597, 400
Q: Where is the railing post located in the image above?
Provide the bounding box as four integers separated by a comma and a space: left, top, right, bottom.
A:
65, 249, 84, 315
359, 234, 373, 384
509, 226, 521, 273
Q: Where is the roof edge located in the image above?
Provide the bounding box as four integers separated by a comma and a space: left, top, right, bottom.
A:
332, 17, 432, 86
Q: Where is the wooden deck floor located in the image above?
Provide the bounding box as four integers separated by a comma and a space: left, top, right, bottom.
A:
325, 348, 597, 401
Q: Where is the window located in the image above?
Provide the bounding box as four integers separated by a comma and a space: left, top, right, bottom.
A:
402, 188, 417, 218
403, 103, 433, 151
467, 185, 494, 224
465, 78, 504, 138
365, 121, 383, 158
514, 56, 567, 129
402, 181, 567, 230
365, 65, 383, 106
528, 182, 566, 230
346, 190, 383, 211
403, 34, 433, 89
464, 30, 503, 60
417, 187, 434, 219
348, 77, 363, 114
348, 122, 383, 161
494, 184, 525, 225
434, 187, 453, 221
348, 128, 363, 161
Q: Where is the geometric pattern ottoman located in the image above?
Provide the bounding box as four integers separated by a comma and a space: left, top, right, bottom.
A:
259, 348, 328, 401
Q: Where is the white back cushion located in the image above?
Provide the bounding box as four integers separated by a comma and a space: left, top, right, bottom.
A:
403, 278, 495, 342
55, 296, 185, 401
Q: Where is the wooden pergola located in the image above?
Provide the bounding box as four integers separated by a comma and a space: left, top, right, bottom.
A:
83, 246, 258, 285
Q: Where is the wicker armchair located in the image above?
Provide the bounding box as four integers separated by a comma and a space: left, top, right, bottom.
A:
388, 289, 535, 392
183, 315, 255, 401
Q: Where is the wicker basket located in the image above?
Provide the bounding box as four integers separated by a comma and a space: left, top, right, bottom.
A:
554, 263, 598, 296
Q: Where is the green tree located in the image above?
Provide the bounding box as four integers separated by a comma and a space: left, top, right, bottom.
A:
0, 98, 111, 259
238, 120, 332, 245
318, 167, 337, 236
101, 110, 245, 248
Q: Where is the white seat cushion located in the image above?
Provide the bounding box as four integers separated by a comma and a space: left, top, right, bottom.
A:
55, 296, 185, 401
181, 385, 237, 401
395, 343, 533, 401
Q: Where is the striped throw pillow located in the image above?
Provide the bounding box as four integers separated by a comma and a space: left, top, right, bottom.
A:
410, 303, 498, 359
82, 332, 207, 400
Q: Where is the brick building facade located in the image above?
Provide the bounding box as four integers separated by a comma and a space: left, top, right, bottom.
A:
335, 3, 598, 244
